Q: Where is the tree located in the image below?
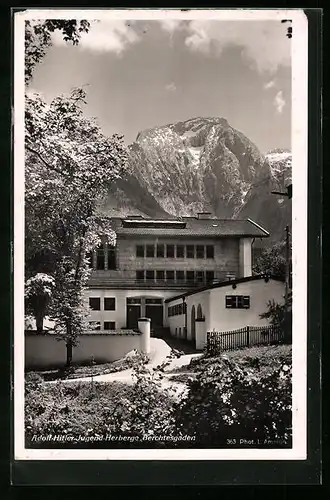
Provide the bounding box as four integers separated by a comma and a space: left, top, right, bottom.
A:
25, 273, 55, 334
260, 295, 292, 340
25, 88, 128, 365
253, 240, 287, 278
25, 19, 90, 84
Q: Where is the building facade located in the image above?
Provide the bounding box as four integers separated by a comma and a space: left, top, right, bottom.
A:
86, 214, 269, 334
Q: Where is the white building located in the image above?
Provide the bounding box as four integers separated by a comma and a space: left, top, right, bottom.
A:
85, 214, 284, 347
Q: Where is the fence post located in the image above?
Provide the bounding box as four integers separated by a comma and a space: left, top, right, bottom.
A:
246, 326, 250, 347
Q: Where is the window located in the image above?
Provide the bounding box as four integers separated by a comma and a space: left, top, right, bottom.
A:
146, 245, 155, 258
145, 298, 162, 304
206, 245, 214, 259
179, 327, 182, 337
156, 270, 165, 281
136, 270, 145, 281
104, 297, 116, 311
176, 245, 184, 258
146, 270, 155, 280
96, 247, 105, 269
175, 328, 178, 336
196, 245, 205, 259
136, 245, 144, 258
157, 244, 165, 257
176, 270, 185, 281
104, 321, 116, 330
89, 297, 100, 311
107, 247, 116, 270
166, 245, 174, 258
89, 321, 101, 330
186, 270, 195, 282
196, 271, 205, 283
127, 297, 141, 304
166, 270, 175, 281
225, 295, 250, 309
186, 245, 195, 258
206, 271, 215, 282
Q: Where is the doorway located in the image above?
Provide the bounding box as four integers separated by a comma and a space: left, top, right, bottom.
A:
145, 305, 163, 329
126, 304, 141, 330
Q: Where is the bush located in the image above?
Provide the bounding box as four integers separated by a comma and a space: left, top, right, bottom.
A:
25, 360, 178, 447
174, 356, 292, 447
25, 372, 44, 386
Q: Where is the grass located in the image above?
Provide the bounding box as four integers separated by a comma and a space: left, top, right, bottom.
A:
25, 352, 150, 382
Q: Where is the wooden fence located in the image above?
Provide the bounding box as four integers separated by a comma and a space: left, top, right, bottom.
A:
206, 325, 288, 355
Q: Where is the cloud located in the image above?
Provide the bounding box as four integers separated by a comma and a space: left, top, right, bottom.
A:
158, 19, 184, 33
165, 82, 177, 92
264, 80, 275, 89
51, 20, 140, 54
183, 20, 291, 74
274, 90, 286, 113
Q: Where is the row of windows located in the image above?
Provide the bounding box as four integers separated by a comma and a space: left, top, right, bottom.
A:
90, 295, 250, 313
168, 303, 187, 317
136, 270, 215, 282
89, 297, 116, 311
136, 244, 215, 259
89, 321, 116, 330
89, 297, 164, 310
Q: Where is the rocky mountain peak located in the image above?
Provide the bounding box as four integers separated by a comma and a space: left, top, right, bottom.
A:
104, 117, 291, 246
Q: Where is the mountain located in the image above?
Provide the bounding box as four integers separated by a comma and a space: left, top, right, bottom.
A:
102, 118, 291, 246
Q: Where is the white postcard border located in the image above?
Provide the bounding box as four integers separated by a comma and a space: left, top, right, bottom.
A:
14, 8, 308, 461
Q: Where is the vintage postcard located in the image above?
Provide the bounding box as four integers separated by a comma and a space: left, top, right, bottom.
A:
14, 8, 308, 461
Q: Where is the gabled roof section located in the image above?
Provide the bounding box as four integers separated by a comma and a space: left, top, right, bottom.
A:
109, 216, 269, 238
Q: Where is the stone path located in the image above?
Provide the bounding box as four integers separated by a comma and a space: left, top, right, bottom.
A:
45, 337, 203, 398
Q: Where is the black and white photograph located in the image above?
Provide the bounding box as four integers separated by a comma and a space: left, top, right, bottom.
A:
14, 9, 308, 460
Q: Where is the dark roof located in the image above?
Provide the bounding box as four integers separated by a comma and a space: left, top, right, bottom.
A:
109, 216, 269, 238
165, 275, 285, 303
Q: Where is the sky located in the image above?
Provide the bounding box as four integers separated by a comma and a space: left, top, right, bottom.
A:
29, 18, 292, 154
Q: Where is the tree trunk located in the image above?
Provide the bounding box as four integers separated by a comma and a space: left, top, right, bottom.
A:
35, 311, 44, 335
66, 341, 73, 367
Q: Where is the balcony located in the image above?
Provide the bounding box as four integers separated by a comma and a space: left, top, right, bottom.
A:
87, 272, 238, 290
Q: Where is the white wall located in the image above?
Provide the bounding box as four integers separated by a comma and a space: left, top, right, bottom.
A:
87, 289, 179, 329
239, 238, 252, 277
25, 332, 142, 369
209, 279, 285, 332
186, 290, 211, 341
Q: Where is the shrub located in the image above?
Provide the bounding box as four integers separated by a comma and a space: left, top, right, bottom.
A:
25, 372, 44, 386
174, 355, 292, 447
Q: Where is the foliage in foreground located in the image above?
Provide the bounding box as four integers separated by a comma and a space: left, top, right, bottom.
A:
174, 356, 292, 447
25, 350, 292, 448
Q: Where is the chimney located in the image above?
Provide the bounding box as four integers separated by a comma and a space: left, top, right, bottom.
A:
197, 212, 213, 219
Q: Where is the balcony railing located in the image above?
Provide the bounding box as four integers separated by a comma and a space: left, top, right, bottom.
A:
87, 275, 237, 289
